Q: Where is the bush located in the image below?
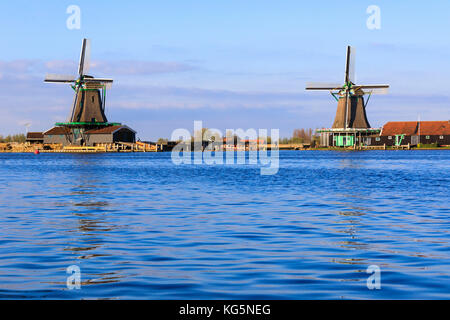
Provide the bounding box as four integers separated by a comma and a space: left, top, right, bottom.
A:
417, 142, 439, 148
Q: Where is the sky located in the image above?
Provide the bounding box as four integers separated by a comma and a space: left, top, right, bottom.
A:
0, 0, 449, 140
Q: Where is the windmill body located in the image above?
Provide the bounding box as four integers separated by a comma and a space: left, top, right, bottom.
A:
43, 39, 136, 147
332, 93, 370, 129
306, 46, 389, 147
70, 78, 108, 123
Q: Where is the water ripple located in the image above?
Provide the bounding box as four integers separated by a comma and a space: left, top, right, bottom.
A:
0, 151, 449, 299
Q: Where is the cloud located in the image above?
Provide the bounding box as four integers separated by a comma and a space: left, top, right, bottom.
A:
90, 61, 195, 75
44, 60, 77, 73
43, 59, 196, 76
0, 59, 196, 80
107, 84, 314, 111
0, 59, 449, 137
0, 60, 39, 73
0, 60, 41, 80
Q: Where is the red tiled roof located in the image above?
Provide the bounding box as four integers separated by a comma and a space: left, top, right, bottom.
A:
382, 121, 450, 136
26, 132, 44, 139
44, 126, 71, 135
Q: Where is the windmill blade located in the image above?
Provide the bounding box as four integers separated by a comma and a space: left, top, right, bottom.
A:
306, 82, 342, 91
345, 46, 356, 84
357, 84, 389, 94
78, 38, 91, 76
44, 74, 76, 83
371, 87, 389, 95
361, 88, 389, 95
357, 84, 389, 89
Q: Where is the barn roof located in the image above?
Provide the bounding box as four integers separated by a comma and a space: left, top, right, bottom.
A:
26, 132, 44, 139
44, 126, 71, 135
381, 121, 450, 136
85, 125, 136, 135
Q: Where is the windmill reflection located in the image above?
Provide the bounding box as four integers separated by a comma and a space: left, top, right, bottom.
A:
63, 155, 124, 286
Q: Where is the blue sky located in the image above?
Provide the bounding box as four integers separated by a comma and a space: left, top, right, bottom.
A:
0, 1, 449, 139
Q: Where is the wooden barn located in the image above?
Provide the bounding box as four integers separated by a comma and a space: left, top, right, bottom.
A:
374, 121, 450, 147
84, 125, 136, 145
43, 126, 71, 145
43, 125, 136, 147
26, 132, 44, 144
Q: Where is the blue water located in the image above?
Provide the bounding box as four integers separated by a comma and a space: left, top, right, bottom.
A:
0, 150, 449, 299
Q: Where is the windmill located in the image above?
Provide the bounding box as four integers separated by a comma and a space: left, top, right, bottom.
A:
39, 39, 136, 148
19, 121, 32, 133
305, 46, 389, 147
45, 38, 113, 124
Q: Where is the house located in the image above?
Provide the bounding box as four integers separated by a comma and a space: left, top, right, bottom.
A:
375, 121, 450, 146
84, 125, 136, 145
43, 126, 72, 145
26, 132, 44, 144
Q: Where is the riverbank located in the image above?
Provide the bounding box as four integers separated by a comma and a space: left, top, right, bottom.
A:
0, 142, 158, 153
1, 145, 449, 153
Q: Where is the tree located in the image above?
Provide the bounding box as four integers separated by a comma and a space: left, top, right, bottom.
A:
0, 134, 26, 143
291, 128, 314, 144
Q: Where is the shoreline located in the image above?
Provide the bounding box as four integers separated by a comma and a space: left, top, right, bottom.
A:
1, 147, 449, 154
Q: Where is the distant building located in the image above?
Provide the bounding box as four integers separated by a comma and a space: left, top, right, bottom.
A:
318, 120, 450, 147
375, 121, 450, 146
26, 132, 44, 144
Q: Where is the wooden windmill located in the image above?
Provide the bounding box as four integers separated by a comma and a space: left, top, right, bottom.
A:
306, 46, 389, 130
45, 39, 113, 124
40, 39, 136, 148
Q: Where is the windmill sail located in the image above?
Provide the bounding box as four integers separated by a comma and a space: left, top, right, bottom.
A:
305, 45, 389, 130
358, 84, 389, 93
345, 46, 356, 84
78, 39, 91, 76
44, 74, 76, 83
305, 82, 342, 90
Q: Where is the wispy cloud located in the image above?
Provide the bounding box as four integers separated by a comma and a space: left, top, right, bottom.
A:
0, 58, 449, 137
91, 61, 195, 75
0, 60, 41, 80
44, 60, 196, 76
44, 60, 77, 73
1, 59, 196, 78
107, 83, 316, 111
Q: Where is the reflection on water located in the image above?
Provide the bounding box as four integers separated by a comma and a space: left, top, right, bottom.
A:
64, 157, 122, 287
0, 151, 449, 299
